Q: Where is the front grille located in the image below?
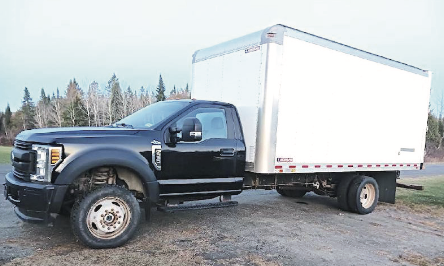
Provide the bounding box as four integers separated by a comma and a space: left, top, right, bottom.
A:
14, 139, 32, 150
13, 169, 30, 180
12, 139, 34, 181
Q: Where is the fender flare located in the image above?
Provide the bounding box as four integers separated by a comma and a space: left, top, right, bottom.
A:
54, 148, 159, 203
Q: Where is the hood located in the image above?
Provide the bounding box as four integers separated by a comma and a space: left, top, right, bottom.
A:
16, 126, 142, 144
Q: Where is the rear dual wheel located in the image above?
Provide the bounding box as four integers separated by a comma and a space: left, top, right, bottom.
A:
337, 175, 379, 214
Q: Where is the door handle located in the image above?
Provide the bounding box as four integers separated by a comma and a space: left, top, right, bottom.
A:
220, 148, 235, 157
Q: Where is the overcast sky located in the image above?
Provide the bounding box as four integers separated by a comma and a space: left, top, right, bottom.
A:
0, 0, 442, 113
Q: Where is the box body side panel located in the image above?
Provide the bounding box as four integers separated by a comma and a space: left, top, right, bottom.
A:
275, 36, 431, 169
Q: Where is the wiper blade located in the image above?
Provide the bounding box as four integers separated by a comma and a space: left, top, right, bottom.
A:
114, 123, 134, 128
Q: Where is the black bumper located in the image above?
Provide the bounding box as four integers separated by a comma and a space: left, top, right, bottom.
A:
4, 172, 68, 223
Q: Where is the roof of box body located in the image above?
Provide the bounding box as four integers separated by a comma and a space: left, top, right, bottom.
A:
192, 24, 429, 77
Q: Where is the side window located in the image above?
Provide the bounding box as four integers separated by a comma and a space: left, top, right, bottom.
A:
176, 108, 228, 141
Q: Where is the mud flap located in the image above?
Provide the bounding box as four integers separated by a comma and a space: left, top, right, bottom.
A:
143, 198, 152, 221
373, 171, 397, 204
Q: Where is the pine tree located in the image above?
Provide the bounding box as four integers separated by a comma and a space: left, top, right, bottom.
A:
155, 74, 166, 102
184, 83, 191, 99
170, 85, 176, 96
439, 118, 444, 149
124, 86, 134, 116
109, 74, 124, 123
62, 79, 88, 127
0, 111, 3, 135
40, 88, 50, 104
439, 119, 444, 138
35, 88, 52, 128
62, 97, 88, 127
4, 104, 11, 129
21, 87, 36, 130
426, 112, 441, 147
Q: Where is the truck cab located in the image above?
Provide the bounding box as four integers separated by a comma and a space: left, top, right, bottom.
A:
5, 99, 246, 248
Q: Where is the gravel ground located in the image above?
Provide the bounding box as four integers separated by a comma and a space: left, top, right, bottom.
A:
1, 164, 443, 266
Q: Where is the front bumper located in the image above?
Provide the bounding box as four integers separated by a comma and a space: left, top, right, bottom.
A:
4, 172, 68, 223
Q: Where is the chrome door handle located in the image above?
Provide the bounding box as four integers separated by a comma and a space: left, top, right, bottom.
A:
220, 148, 235, 157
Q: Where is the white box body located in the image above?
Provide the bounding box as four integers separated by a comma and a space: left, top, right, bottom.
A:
192, 25, 431, 174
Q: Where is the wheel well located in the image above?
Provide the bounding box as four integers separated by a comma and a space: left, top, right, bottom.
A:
65, 165, 146, 204
113, 166, 145, 197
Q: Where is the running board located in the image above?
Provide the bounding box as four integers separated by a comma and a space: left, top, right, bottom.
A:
157, 201, 238, 213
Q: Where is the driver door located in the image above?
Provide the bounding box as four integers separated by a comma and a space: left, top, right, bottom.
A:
160, 106, 238, 181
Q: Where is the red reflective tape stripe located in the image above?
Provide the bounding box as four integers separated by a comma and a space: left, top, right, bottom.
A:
384, 164, 389, 167
289, 165, 296, 169
367, 165, 372, 167
376, 165, 381, 167
315, 165, 321, 168
302, 165, 309, 168
358, 165, 363, 167
392, 164, 396, 167
400, 164, 403, 167
326, 165, 332, 168
407, 164, 411, 166
275, 166, 282, 169
348, 165, 353, 168
414, 164, 417, 167
338, 165, 343, 168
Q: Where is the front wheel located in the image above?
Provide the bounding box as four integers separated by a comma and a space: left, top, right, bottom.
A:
71, 185, 141, 248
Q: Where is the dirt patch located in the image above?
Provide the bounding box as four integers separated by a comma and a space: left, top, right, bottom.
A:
395, 252, 444, 266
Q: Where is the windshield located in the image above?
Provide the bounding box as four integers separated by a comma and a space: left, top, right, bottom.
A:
116, 101, 190, 129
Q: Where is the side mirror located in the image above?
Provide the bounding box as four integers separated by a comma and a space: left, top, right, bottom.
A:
182, 118, 202, 142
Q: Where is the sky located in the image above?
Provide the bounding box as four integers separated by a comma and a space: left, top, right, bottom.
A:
0, 0, 442, 113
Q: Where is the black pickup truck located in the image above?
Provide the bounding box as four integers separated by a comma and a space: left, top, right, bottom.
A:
5, 99, 395, 248
5, 100, 247, 248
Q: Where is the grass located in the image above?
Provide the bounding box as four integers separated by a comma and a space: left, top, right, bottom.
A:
0, 146, 12, 164
397, 175, 444, 209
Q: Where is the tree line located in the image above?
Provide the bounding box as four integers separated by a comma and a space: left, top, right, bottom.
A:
0, 73, 190, 145
0, 72, 443, 157
426, 111, 444, 158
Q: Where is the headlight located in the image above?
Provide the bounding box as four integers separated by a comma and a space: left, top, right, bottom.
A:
31, 145, 62, 182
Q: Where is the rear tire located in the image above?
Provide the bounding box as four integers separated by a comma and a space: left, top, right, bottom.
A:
336, 175, 356, 211
347, 176, 379, 214
71, 185, 141, 248
276, 187, 307, 198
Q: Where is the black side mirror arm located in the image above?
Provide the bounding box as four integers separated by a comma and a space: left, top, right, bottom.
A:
167, 127, 182, 145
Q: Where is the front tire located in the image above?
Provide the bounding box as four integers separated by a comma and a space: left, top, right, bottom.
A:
347, 176, 379, 214
71, 185, 141, 248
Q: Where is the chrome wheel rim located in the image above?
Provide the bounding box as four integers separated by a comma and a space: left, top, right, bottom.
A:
360, 183, 376, 209
86, 197, 131, 239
